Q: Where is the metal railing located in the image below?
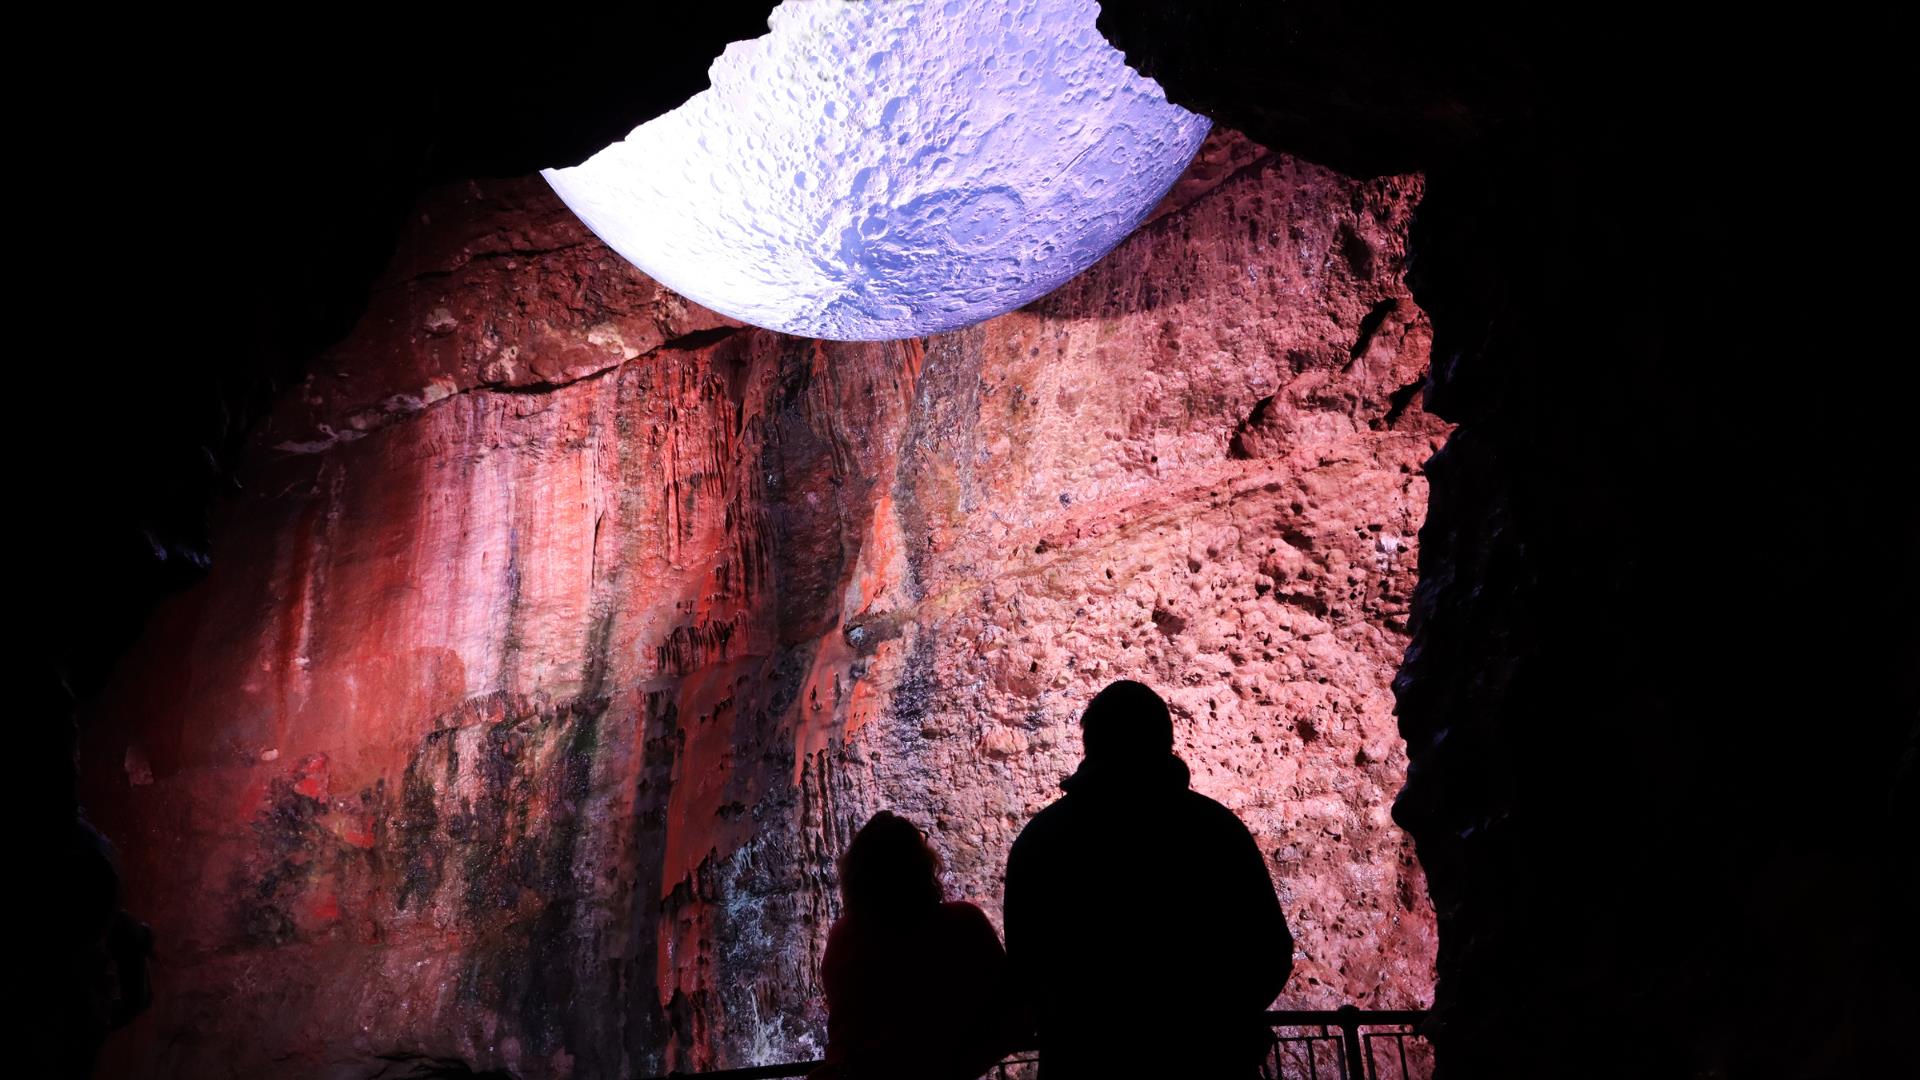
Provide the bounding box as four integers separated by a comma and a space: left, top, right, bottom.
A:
1265, 1006, 1429, 1080
640, 1006, 1430, 1080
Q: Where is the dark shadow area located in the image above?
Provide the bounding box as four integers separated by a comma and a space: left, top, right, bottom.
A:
1097, 2, 1917, 1076
368, 1054, 521, 1080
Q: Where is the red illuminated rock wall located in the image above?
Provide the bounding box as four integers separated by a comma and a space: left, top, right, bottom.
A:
84, 133, 1445, 1078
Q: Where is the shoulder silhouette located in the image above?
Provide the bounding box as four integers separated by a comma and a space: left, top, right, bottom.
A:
1005, 680, 1293, 1079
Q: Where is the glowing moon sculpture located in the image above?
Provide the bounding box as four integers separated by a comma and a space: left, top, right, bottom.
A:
542, 0, 1209, 341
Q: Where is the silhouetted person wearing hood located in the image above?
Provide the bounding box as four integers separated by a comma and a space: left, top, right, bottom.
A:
1005, 680, 1293, 1079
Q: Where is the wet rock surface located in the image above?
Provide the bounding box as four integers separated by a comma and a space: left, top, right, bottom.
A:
82, 134, 1443, 1078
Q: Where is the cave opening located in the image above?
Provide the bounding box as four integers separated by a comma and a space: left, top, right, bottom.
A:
38, 5, 1913, 1080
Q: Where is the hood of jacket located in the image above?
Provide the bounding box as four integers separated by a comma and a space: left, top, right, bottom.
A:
1058, 752, 1191, 796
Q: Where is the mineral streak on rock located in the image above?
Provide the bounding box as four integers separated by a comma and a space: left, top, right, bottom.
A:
83, 130, 1446, 1078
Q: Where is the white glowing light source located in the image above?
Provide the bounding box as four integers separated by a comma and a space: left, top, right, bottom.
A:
542, 0, 1209, 341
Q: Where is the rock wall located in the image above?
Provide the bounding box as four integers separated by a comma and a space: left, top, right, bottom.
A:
83, 133, 1444, 1078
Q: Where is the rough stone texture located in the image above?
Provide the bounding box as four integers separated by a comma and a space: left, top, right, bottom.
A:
83, 132, 1443, 1078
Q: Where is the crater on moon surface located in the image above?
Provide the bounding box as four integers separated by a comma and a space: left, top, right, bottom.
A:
543, 0, 1210, 340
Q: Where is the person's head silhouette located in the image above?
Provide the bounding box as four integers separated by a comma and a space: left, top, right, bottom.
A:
1080, 679, 1174, 762
839, 810, 944, 919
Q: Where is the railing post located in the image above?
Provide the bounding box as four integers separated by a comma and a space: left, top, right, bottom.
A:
1336, 1004, 1368, 1080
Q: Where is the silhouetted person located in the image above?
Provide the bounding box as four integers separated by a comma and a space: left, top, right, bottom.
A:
813, 811, 1019, 1080
1005, 680, 1293, 1079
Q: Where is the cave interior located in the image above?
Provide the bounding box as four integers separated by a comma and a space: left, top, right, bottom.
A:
36, 5, 1915, 1079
